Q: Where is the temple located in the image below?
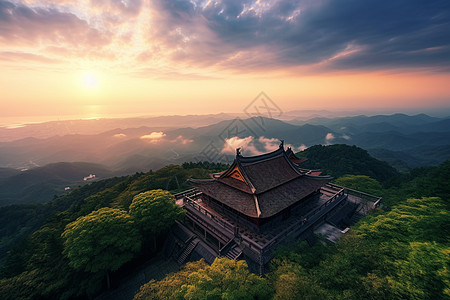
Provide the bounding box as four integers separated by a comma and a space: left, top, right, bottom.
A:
165, 142, 382, 274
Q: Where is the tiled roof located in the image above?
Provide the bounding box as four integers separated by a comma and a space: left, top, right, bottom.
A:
189, 175, 330, 218
189, 179, 258, 217
189, 144, 331, 218
257, 176, 328, 217
286, 148, 308, 164
240, 156, 300, 193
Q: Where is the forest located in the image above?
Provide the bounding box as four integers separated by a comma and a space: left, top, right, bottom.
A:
0, 145, 448, 299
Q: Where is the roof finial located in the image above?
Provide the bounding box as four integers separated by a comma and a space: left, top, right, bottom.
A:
279, 140, 284, 148
236, 147, 241, 156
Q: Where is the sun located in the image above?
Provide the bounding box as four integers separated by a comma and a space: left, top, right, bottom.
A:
83, 73, 98, 89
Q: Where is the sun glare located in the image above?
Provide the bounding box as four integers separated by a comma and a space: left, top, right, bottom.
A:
83, 73, 98, 89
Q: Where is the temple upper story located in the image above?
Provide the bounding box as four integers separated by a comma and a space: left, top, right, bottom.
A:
189, 142, 331, 219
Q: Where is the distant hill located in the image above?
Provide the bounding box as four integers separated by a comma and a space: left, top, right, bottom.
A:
0, 162, 114, 207
298, 144, 399, 182
0, 167, 20, 180
0, 114, 234, 142
0, 117, 337, 171
294, 113, 442, 134
0, 114, 448, 173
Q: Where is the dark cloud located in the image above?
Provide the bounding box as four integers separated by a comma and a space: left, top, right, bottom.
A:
149, 0, 450, 71
0, 0, 111, 47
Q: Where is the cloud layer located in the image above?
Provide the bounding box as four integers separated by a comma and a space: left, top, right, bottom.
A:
1, 0, 449, 74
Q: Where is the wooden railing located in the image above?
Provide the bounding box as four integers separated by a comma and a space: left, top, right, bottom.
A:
183, 196, 236, 234
327, 183, 382, 210
303, 188, 345, 220
174, 188, 201, 200
182, 195, 264, 254
179, 184, 374, 262
262, 188, 346, 251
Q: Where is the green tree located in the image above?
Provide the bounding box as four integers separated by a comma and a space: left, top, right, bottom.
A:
271, 260, 326, 300
129, 189, 184, 248
134, 258, 272, 300
134, 259, 209, 299
61, 207, 141, 288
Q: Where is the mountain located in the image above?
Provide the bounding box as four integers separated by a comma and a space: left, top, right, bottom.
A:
293, 113, 446, 135
0, 162, 114, 207
0, 167, 20, 180
0, 114, 448, 173
288, 114, 450, 170
0, 114, 234, 142
0, 117, 337, 171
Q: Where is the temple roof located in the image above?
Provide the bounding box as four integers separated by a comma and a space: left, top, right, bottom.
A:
285, 147, 308, 164
188, 142, 331, 219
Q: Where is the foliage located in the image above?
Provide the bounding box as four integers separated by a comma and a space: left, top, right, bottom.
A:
0, 175, 125, 269
0, 162, 217, 299
61, 207, 141, 273
334, 175, 383, 196
270, 197, 449, 300
134, 258, 272, 300
129, 189, 184, 237
270, 260, 327, 300
182, 161, 230, 172
1, 156, 449, 299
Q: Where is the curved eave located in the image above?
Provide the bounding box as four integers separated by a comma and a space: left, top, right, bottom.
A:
236, 146, 285, 164
188, 178, 216, 184
303, 174, 333, 180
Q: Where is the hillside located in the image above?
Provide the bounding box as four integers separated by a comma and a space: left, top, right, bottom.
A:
290, 114, 450, 170
0, 154, 448, 299
0, 162, 114, 207
298, 144, 399, 182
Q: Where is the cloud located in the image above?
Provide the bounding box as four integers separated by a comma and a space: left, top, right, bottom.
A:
140, 131, 166, 142
173, 135, 193, 145
0, 1, 111, 48
257, 137, 280, 152
221, 136, 258, 155
1, 0, 449, 74
113, 133, 126, 138
0, 51, 61, 64
342, 134, 351, 140
145, 0, 450, 72
325, 133, 335, 141
90, 0, 143, 17
221, 135, 307, 156
325, 133, 335, 145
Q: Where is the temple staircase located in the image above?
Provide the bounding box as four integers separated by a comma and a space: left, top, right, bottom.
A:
177, 238, 199, 264
349, 211, 364, 224
225, 245, 242, 260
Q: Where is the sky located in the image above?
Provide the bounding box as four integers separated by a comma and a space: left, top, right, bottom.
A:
1, 0, 450, 121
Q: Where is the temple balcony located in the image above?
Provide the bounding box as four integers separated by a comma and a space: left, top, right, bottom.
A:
175, 184, 381, 263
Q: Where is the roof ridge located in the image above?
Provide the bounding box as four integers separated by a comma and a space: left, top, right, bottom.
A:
253, 194, 262, 217
236, 146, 284, 164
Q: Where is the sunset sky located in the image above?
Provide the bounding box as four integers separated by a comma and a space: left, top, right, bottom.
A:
1, 0, 449, 121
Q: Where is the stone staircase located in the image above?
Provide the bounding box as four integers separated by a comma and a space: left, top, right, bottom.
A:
177, 238, 199, 264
